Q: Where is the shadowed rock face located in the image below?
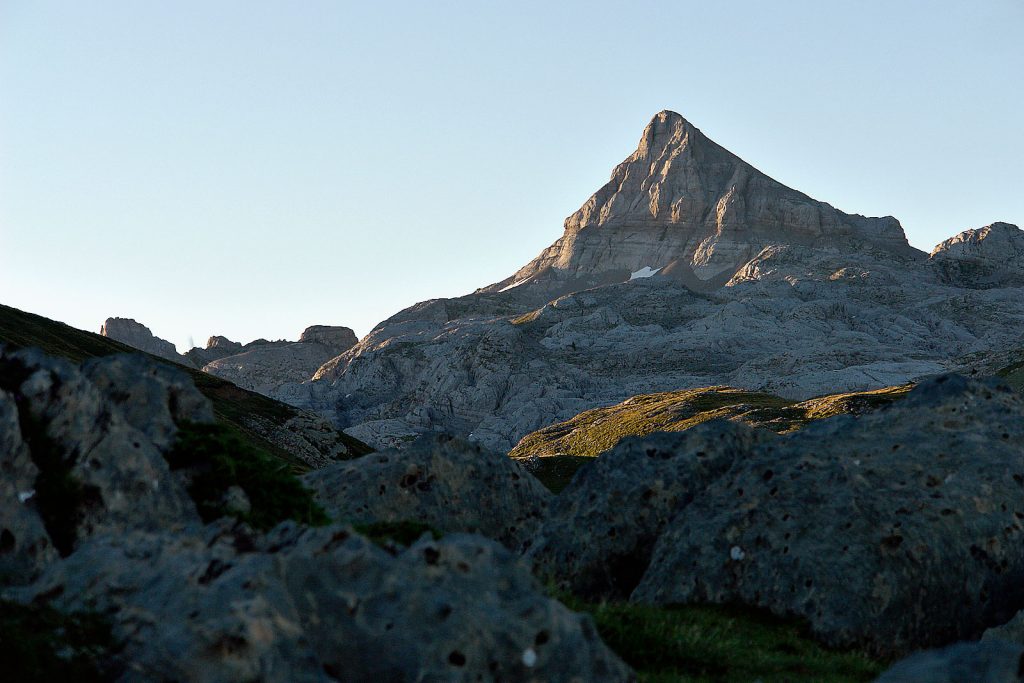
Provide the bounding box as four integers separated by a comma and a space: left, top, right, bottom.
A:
529, 375, 1024, 658
485, 110, 921, 297
0, 346, 632, 681
304, 434, 551, 549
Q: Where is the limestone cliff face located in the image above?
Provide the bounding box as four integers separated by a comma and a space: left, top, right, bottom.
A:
99, 318, 192, 365
488, 111, 922, 295
929, 222, 1024, 288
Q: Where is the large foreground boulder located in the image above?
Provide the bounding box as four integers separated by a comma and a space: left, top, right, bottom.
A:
11, 522, 633, 682
525, 422, 772, 598
304, 435, 551, 549
632, 375, 1024, 656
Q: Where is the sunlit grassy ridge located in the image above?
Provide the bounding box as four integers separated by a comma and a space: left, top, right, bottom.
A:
514, 384, 913, 492
512, 384, 913, 460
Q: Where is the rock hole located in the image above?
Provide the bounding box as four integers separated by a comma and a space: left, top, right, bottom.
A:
0, 529, 14, 554
448, 651, 466, 667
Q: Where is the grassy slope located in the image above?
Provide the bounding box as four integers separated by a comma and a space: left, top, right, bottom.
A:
515, 384, 912, 493
0, 303, 371, 470
565, 598, 885, 682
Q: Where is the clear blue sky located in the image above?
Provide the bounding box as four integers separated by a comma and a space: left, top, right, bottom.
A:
2, 1, 1021, 351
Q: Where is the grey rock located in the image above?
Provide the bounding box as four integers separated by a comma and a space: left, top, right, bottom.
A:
195, 326, 357, 404
487, 110, 918, 296
11, 523, 632, 682
245, 411, 359, 469
298, 324, 357, 349
0, 347, 199, 559
100, 317, 192, 365
303, 434, 551, 549
526, 422, 771, 598
82, 353, 215, 451
632, 375, 1024, 656
303, 113, 1024, 452
184, 335, 243, 368
930, 222, 1024, 289
0, 389, 57, 585
875, 640, 1024, 683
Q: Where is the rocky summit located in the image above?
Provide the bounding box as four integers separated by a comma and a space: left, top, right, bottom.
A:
484, 110, 918, 297
297, 112, 1024, 452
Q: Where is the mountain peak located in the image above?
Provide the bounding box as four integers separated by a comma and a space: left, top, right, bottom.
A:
490, 112, 917, 294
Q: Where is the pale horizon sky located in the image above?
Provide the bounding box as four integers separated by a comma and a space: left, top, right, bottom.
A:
2, 1, 1022, 351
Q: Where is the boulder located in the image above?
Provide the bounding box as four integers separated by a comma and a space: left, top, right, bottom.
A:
0, 348, 199, 561
10, 522, 633, 682
632, 375, 1024, 656
303, 434, 551, 549
525, 423, 771, 598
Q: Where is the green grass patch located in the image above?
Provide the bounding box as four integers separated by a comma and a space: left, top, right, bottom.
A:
353, 520, 441, 548
560, 597, 886, 682
0, 599, 119, 682
167, 422, 329, 530
523, 456, 593, 494
511, 384, 913, 464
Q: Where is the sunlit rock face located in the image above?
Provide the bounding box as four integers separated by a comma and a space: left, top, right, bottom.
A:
305, 112, 1023, 452
483, 110, 921, 298
929, 222, 1024, 288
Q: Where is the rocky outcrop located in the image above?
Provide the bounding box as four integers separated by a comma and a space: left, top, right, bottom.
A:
929, 222, 1024, 289
304, 434, 551, 549
189, 326, 358, 405
526, 423, 770, 598
0, 348, 201, 569
631, 375, 1024, 656
298, 324, 357, 348
1, 346, 631, 680
99, 317, 190, 365
11, 523, 631, 682
183, 335, 243, 368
